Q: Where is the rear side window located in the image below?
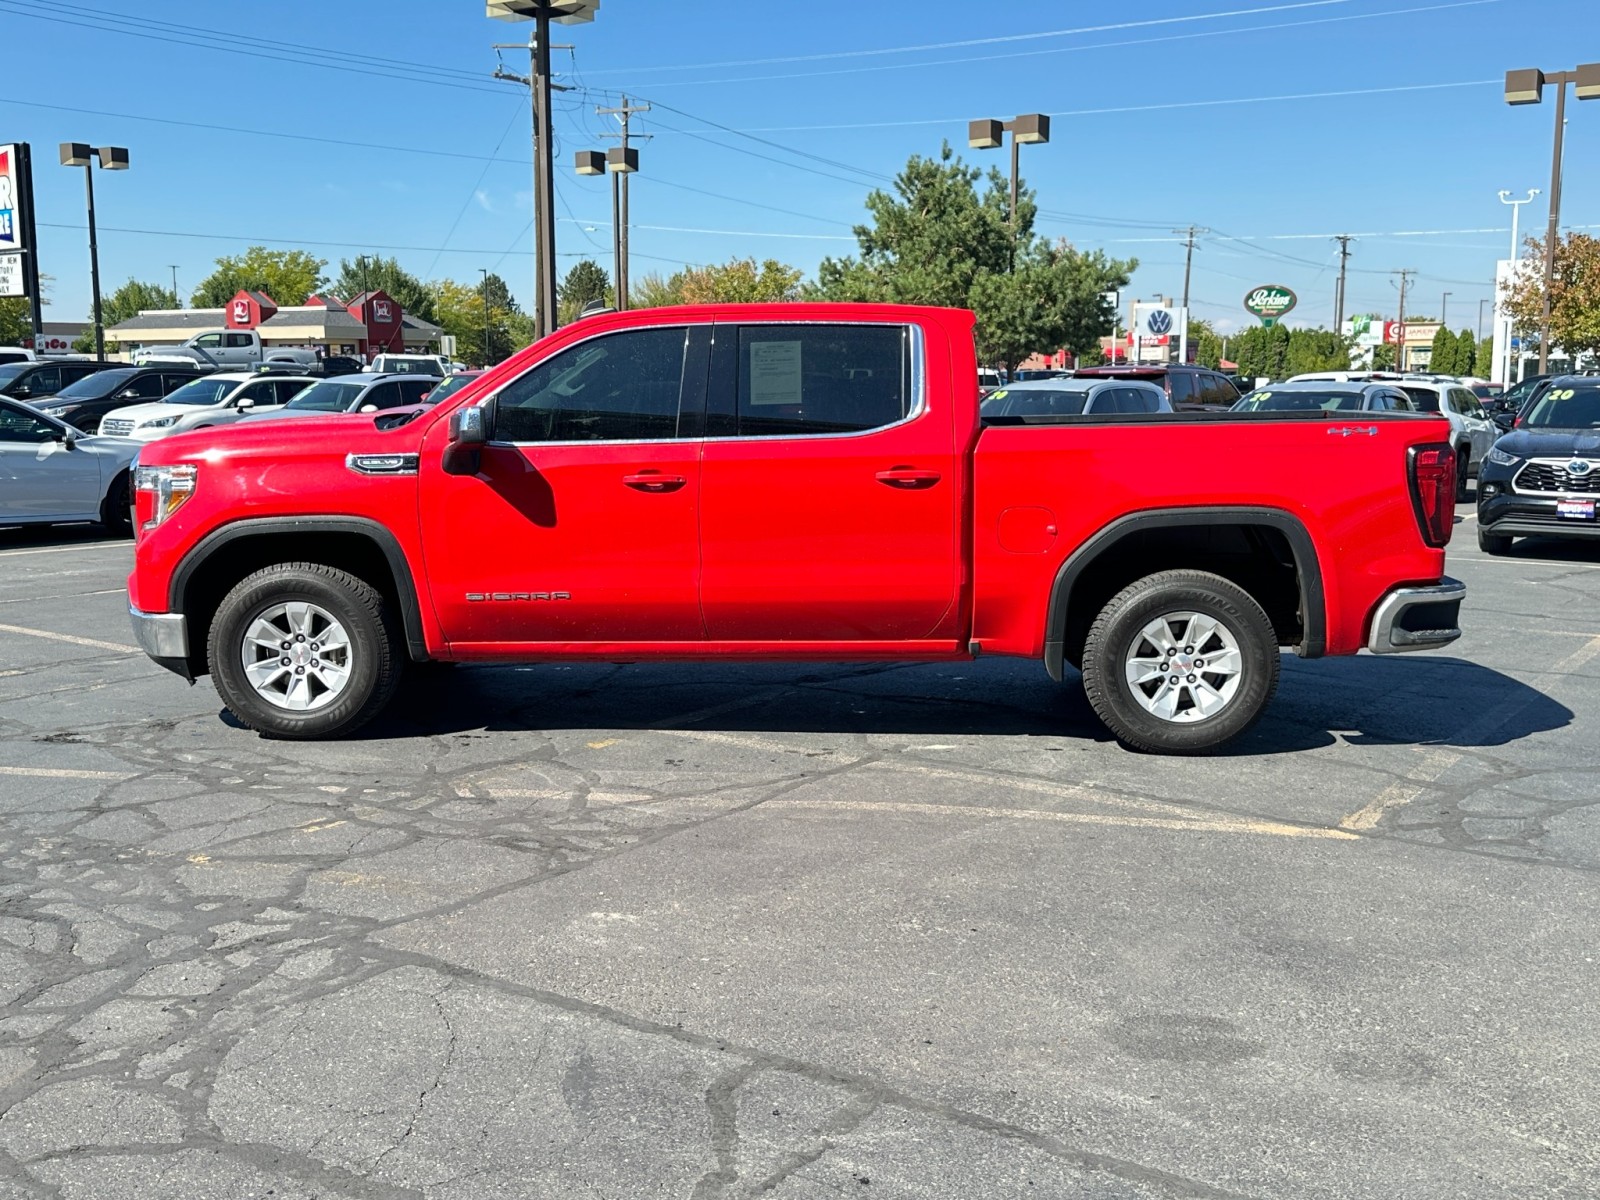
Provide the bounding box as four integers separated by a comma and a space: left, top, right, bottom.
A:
1199, 374, 1239, 406
1167, 372, 1195, 405
225, 333, 254, 348
496, 326, 688, 443
730, 324, 910, 437
397, 379, 434, 405
271, 379, 311, 405
1402, 387, 1441, 413
1110, 386, 1158, 414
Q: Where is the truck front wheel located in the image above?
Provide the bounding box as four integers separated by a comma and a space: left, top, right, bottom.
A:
207, 563, 402, 739
1080, 570, 1280, 755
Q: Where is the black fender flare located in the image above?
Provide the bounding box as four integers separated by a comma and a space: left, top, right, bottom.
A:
168, 515, 430, 661
1042, 506, 1326, 682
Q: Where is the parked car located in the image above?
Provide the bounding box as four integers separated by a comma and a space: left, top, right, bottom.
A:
30, 365, 206, 435
1232, 381, 1417, 414
1396, 380, 1498, 498
368, 353, 447, 377
0, 347, 38, 365
238, 373, 437, 422
98, 372, 317, 440
981, 378, 1169, 418
0, 359, 120, 404
1476, 376, 1600, 554
977, 368, 1004, 392
134, 329, 317, 370
0, 396, 139, 534
1072, 364, 1242, 411
257, 356, 364, 379
1011, 369, 1071, 382
419, 371, 484, 405
128, 303, 1464, 754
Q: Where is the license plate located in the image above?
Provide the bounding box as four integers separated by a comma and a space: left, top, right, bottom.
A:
1557, 499, 1596, 520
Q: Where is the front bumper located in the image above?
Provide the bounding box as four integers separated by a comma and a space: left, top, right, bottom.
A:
1478, 489, 1600, 540
129, 605, 194, 681
1367, 577, 1466, 654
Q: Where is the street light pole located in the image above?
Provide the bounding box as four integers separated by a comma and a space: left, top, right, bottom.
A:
1505, 63, 1600, 373
968, 114, 1050, 268
1497, 188, 1539, 384
479, 267, 491, 365
58, 143, 128, 360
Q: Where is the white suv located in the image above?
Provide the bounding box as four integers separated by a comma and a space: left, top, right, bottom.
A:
99, 372, 316, 440
1395, 379, 1499, 499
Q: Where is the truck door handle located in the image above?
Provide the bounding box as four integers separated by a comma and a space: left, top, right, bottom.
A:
875, 468, 941, 490
623, 472, 686, 493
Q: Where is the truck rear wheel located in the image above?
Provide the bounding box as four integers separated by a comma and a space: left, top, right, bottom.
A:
1080, 570, 1279, 755
207, 563, 402, 739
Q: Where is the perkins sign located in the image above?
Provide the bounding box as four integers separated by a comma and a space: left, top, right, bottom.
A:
1244, 285, 1297, 325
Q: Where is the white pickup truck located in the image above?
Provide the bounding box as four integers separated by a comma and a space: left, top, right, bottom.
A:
133, 329, 318, 370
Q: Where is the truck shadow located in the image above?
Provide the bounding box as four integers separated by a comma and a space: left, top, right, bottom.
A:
1491, 536, 1600, 565
0, 525, 129, 551
356, 653, 1568, 757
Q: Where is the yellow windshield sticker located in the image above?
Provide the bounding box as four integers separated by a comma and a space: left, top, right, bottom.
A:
989, 389, 1007, 399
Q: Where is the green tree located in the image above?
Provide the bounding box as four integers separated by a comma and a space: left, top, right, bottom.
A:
430, 277, 528, 366
333, 255, 434, 322
191, 246, 327, 308
1372, 343, 1396, 371
1284, 328, 1354, 376
1454, 328, 1476, 375
675, 256, 804, 304
1232, 323, 1293, 381
558, 258, 612, 326
629, 270, 684, 308
1476, 335, 1494, 376
1502, 232, 1600, 364
71, 277, 180, 352
1430, 326, 1456, 373
0, 297, 31, 347
1187, 316, 1224, 370
811, 145, 1134, 371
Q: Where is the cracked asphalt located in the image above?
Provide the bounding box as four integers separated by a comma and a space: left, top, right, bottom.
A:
1, 503, 1598, 1199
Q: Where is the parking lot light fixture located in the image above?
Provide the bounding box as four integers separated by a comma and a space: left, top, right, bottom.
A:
58, 142, 129, 361
967, 114, 1050, 231
1503, 63, 1600, 372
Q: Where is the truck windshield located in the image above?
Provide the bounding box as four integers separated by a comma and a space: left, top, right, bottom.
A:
1523, 383, 1600, 429
284, 381, 363, 412
162, 377, 239, 406
1235, 389, 1366, 412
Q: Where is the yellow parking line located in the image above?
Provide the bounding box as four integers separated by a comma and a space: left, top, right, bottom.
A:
0, 622, 138, 654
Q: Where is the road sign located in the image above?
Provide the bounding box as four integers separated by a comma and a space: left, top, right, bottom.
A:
1511, 337, 1522, 349
0, 252, 21, 298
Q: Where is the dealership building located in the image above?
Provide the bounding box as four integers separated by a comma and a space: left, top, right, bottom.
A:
105, 288, 445, 359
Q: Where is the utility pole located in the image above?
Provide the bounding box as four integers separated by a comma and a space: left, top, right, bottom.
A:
493, 23, 574, 340
1173, 226, 1209, 313
168, 264, 180, 306
1478, 298, 1488, 341
1332, 235, 1355, 330
1392, 269, 1415, 371
595, 94, 650, 310
1442, 291, 1452, 327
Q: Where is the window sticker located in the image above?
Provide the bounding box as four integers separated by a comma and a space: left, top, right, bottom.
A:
749, 340, 802, 406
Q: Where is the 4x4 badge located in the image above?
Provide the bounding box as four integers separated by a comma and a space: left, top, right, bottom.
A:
1327, 426, 1378, 437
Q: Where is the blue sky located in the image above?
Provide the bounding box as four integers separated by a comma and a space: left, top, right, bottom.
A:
3, 0, 1595, 337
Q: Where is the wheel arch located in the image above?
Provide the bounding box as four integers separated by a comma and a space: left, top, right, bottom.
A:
1043, 507, 1326, 682
169, 517, 430, 677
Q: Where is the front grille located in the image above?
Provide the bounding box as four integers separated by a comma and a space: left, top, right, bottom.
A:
1513, 460, 1600, 495
100, 417, 135, 437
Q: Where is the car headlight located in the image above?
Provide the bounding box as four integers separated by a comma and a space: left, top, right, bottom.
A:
1486, 446, 1521, 467
133, 464, 197, 529
144, 416, 178, 428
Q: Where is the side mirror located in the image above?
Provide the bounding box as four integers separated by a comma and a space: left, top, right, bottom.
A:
441, 402, 490, 477
53, 428, 77, 450
120, 388, 141, 399
11, 385, 29, 398
236, 397, 254, 409
359, 404, 379, 413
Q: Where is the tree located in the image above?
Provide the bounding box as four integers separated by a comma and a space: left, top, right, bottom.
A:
1455, 328, 1477, 376
1430, 326, 1457, 373
1187, 317, 1224, 370
1502, 232, 1600, 364
676, 257, 804, 304
630, 271, 683, 309
558, 259, 611, 326
1372, 344, 1396, 371
1476, 335, 1495, 377
72, 277, 180, 352
1284, 328, 1354, 376
429, 277, 530, 366
811, 145, 1134, 371
191, 247, 327, 308
333, 255, 434, 322
1232, 323, 1292, 382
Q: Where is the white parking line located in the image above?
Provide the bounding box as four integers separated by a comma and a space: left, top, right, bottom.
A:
0, 765, 130, 781
0, 622, 138, 654
0, 588, 125, 607
1456, 555, 1600, 571
0, 542, 130, 558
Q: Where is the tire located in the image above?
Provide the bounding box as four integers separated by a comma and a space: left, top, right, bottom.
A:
1478, 528, 1513, 556
1455, 449, 1470, 502
206, 563, 402, 739
98, 471, 132, 537
1080, 570, 1280, 756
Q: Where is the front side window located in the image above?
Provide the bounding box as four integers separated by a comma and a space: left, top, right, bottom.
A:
731, 324, 910, 437
0, 400, 57, 443
286, 381, 364, 412
396, 378, 435, 405
163, 377, 238, 406
270, 379, 312, 405
496, 326, 687, 443
1167, 372, 1196, 405
194, 333, 222, 349
19, 365, 62, 395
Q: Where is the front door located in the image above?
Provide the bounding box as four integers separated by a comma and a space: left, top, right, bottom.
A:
419, 324, 707, 650
698, 321, 961, 643
0, 401, 101, 521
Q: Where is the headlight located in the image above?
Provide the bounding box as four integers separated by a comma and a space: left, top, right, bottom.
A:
1486, 446, 1521, 467
144, 416, 178, 428
134, 464, 197, 529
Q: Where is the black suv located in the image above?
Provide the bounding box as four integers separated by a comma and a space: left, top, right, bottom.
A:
1071, 364, 1242, 411
31, 365, 206, 434
0, 359, 120, 404
1477, 375, 1600, 554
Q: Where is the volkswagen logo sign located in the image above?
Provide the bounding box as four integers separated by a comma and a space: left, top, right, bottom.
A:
1569, 460, 1594, 477
1146, 309, 1174, 335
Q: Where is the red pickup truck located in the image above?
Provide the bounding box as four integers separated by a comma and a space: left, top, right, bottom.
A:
127, 303, 1464, 754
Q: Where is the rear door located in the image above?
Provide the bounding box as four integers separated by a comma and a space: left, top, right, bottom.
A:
419, 323, 707, 647
698, 320, 961, 642
1452, 387, 1497, 465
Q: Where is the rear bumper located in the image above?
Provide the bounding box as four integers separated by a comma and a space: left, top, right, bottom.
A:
129, 605, 193, 681
1366, 577, 1465, 654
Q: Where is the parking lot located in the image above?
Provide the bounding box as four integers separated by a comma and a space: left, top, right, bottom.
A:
1, 505, 1597, 1199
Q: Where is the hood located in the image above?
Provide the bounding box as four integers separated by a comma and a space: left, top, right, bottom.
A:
141, 409, 430, 468
102, 400, 202, 426
1496, 428, 1600, 459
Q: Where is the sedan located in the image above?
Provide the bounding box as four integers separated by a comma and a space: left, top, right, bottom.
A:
0, 398, 140, 534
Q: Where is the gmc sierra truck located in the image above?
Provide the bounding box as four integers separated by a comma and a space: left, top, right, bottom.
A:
127, 303, 1465, 754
